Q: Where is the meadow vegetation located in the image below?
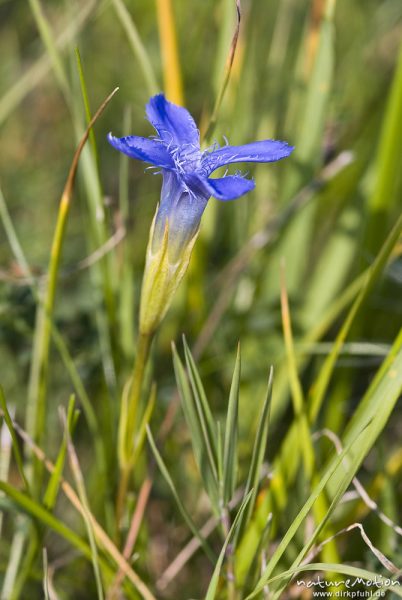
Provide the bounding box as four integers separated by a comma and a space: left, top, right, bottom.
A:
0, 0, 401, 598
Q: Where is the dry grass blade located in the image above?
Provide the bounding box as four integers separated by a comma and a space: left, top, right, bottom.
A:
302, 522, 399, 575
63, 88, 119, 203
107, 476, 153, 600
8, 416, 156, 600
155, 479, 259, 591
62, 405, 105, 600
26, 86, 119, 456
315, 429, 402, 537
203, 0, 242, 140
42, 548, 61, 600
346, 524, 399, 574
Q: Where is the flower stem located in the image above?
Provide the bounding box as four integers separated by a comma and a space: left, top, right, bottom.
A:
116, 332, 152, 532
125, 333, 152, 449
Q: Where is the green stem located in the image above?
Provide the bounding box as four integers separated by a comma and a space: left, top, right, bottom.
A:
125, 333, 152, 448
116, 332, 152, 532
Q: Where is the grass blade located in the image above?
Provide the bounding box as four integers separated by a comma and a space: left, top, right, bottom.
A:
75, 48, 99, 163
156, 0, 184, 104
280, 266, 314, 478
205, 489, 253, 600
28, 0, 70, 99
30, 0, 119, 395
237, 367, 273, 539
42, 547, 63, 599
43, 397, 79, 510
0, 387, 30, 493
146, 426, 215, 562
273, 375, 402, 600
250, 334, 402, 599
309, 211, 402, 423
365, 38, 402, 253
110, 0, 158, 96
0, 413, 13, 536
327, 328, 402, 497
71, 43, 118, 394
172, 343, 219, 507
9, 416, 154, 600
25, 86, 118, 472
245, 422, 371, 599
64, 403, 105, 600
118, 106, 136, 361
176, 338, 220, 507
0, 184, 108, 486
130, 384, 157, 468
0, 480, 151, 600
0, 0, 97, 126
203, 0, 241, 141
278, 0, 336, 291
182, 337, 218, 470
0, 185, 33, 283
1, 520, 26, 600
222, 343, 241, 505
0, 481, 90, 557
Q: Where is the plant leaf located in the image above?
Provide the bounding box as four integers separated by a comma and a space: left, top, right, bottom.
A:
0, 387, 30, 493
172, 341, 219, 509
146, 426, 215, 562
237, 367, 273, 540
205, 489, 253, 600
43, 396, 79, 510
223, 343, 241, 505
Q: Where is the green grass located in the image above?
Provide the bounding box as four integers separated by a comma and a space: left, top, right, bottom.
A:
0, 0, 401, 598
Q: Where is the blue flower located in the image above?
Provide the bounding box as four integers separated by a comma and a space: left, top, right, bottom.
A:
108, 94, 294, 262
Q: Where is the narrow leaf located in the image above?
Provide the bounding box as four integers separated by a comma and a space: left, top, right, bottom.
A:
43, 396, 79, 510
130, 383, 157, 467
146, 426, 215, 562
0, 387, 30, 493
309, 211, 402, 423
223, 343, 241, 504
205, 489, 253, 600
173, 341, 219, 508
246, 421, 373, 598
182, 337, 218, 478
280, 265, 315, 479
238, 367, 273, 539
64, 403, 105, 600
0, 481, 90, 557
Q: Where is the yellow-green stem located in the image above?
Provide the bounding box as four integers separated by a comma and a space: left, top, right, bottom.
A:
116, 332, 152, 532
125, 333, 152, 452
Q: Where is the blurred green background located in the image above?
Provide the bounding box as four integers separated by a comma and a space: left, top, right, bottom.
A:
0, 0, 402, 598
